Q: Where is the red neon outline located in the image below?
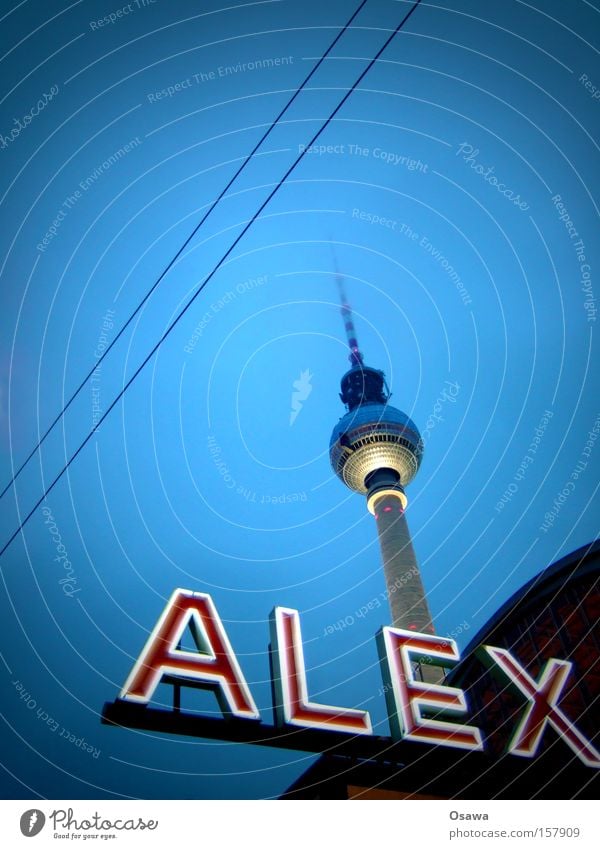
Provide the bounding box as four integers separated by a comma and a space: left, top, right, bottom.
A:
120, 589, 259, 719
484, 645, 600, 768
381, 627, 483, 751
273, 607, 372, 735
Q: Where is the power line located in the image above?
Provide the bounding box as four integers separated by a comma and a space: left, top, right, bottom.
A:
0, 0, 370, 502
0, 0, 423, 559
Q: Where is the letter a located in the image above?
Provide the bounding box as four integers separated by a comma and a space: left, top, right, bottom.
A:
120, 588, 259, 720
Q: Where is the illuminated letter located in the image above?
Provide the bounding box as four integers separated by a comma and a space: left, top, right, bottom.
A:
270, 607, 372, 734
377, 627, 483, 751
483, 646, 600, 768
120, 588, 259, 720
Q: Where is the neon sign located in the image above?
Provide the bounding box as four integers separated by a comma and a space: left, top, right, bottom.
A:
117, 588, 600, 768
120, 590, 259, 719
270, 606, 372, 735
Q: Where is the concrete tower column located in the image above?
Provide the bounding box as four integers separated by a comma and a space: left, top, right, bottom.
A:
369, 490, 444, 686
371, 492, 434, 634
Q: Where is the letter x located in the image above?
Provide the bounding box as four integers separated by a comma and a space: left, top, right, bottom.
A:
485, 646, 600, 767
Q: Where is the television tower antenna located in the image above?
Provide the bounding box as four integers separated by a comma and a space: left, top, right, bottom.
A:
334, 262, 364, 368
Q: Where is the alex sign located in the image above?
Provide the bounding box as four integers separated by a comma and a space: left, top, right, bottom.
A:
119, 588, 600, 768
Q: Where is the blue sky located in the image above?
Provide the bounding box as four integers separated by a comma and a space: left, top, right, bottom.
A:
0, 0, 598, 799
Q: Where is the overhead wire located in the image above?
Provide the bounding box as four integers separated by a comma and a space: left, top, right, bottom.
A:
0, 0, 370, 501
0, 0, 423, 558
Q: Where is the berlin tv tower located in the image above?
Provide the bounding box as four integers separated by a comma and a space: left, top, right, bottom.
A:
329, 269, 441, 682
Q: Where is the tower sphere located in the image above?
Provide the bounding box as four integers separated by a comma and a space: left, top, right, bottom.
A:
329, 401, 424, 497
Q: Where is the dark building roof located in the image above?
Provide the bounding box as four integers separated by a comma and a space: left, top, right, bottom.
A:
453, 539, 600, 667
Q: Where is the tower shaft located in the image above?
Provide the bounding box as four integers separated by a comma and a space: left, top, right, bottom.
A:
372, 491, 444, 685
373, 494, 434, 634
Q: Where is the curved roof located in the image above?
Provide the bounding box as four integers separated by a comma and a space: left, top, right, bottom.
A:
453, 540, 600, 668
329, 403, 421, 448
